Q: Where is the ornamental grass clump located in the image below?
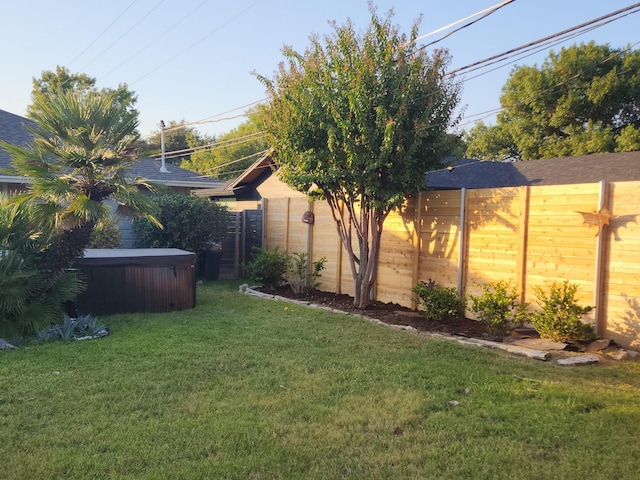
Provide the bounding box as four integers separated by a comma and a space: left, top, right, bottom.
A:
468, 281, 529, 338
530, 280, 596, 343
412, 279, 465, 322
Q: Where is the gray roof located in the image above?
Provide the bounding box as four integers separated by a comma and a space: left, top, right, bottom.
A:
0, 109, 37, 171
0, 108, 222, 189
427, 151, 640, 189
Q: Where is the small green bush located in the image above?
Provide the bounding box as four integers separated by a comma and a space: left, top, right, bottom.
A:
88, 216, 121, 248
287, 252, 326, 294
245, 247, 289, 289
412, 279, 465, 321
468, 281, 528, 337
530, 280, 596, 343
133, 193, 229, 254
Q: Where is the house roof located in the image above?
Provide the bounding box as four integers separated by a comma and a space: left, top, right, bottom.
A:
426, 151, 640, 189
0, 108, 223, 189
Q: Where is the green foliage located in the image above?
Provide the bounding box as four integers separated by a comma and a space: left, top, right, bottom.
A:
256, 7, 460, 308
140, 119, 214, 165
468, 281, 528, 337
39, 314, 107, 341
245, 247, 289, 289
466, 42, 640, 161
88, 216, 121, 248
530, 280, 596, 342
287, 252, 327, 294
0, 201, 86, 338
412, 279, 465, 322
180, 111, 269, 180
133, 194, 229, 254
2, 80, 160, 290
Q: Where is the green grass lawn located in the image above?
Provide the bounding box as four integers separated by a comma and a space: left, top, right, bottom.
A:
2, 281, 640, 479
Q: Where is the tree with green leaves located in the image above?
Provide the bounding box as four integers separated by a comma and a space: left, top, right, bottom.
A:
140, 120, 213, 165
28, 65, 139, 122
256, 6, 460, 308
180, 112, 270, 180
1, 86, 159, 289
466, 41, 640, 161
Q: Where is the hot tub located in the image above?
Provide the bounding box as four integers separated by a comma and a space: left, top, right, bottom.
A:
73, 249, 196, 315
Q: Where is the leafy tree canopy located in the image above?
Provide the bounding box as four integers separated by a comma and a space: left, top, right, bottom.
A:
28, 66, 138, 126
140, 120, 214, 165
256, 5, 461, 307
180, 110, 270, 180
466, 41, 640, 161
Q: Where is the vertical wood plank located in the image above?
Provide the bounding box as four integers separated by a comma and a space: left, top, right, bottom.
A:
457, 188, 468, 297
516, 186, 530, 303
411, 192, 423, 309
284, 197, 290, 253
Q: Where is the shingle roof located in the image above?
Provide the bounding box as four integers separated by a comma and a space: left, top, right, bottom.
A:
0, 108, 222, 189
426, 151, 640, 189
0, 109, 37, 171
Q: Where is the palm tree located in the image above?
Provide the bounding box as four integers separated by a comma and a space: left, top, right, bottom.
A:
1, 88, 160, 285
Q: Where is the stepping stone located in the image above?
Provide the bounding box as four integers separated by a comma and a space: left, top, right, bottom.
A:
508, 338, 568, 351
557, 355, 600, 366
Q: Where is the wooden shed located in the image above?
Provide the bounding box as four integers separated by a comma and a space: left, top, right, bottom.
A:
73, 249, 196, 316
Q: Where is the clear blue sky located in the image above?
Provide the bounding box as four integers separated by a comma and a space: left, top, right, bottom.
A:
2, 0, 637, 139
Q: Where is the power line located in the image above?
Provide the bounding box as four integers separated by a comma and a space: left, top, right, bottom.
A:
67, 0, 138, 67
79, 0, 166, 71
448, 2, 640, 77
131, 0, 264, 85
150, 131, 267, 159
414, 0, 515, 49
101, 0, 210, 80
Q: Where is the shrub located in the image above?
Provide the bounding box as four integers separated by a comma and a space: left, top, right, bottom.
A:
530, 280, 596, 342
287, 252, 326, 294
468, 281, 528, 337
133, 193, 229, 254
245, 247, 289, 289
412, 279, 465, 321
0, 201, 85, 338
88, 216, 121, 248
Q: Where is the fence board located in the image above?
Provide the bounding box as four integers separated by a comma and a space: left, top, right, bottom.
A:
262, 180, 640, 348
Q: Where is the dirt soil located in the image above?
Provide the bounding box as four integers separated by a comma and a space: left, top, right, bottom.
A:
256, 286, 490, 339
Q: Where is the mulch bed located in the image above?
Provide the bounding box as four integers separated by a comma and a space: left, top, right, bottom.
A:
255, 285, 489, 339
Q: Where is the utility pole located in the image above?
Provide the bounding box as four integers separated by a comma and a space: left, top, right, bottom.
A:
159, 120, 169, 173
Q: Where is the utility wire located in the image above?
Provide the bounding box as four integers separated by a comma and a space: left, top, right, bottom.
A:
416, 0, 515, 50
101, 0, 210, 79
79, 0, 166, 71
408, 0, 515, 45
67, 0, 138, 67
448, 2, 640, 76
131, 0, 264, 85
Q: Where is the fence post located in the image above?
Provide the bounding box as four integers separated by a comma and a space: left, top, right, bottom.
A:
457, 188, 468, 297
261, 198, 267, 248
516, 186, 530, 304
594, 180, 610, 336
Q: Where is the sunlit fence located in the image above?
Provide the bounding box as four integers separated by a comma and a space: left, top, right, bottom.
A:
263, 181, 640, 349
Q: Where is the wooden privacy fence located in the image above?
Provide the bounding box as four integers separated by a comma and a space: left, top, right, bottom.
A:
263, 181, 640, 349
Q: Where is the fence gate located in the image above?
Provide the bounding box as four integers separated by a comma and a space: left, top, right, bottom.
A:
218, 209, 263, 280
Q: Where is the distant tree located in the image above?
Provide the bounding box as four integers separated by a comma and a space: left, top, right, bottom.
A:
256, 6, 460, 308
180, 111, 269, 180
466, 42, 640, 161
140, 120, 213, 165
28, 66, 138, 124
